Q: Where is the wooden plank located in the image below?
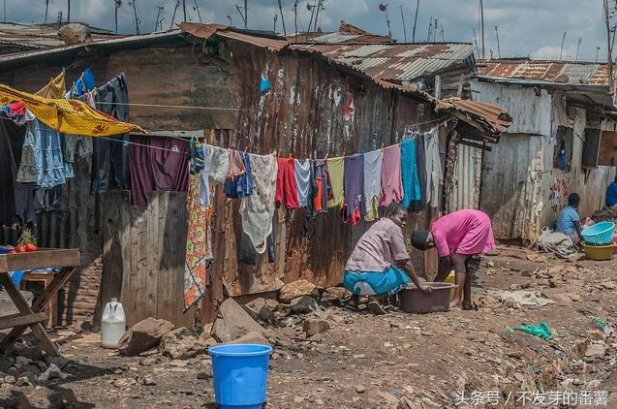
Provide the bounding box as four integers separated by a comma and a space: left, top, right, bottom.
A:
0, 312, 48, 330
0, 249, 80, 273
127, 204, 149, 326
101, 191, 129, 306
0, 273, 58, 356
119, 191, 132, 317
145, 193, 160, 321
157, 192, 191, 327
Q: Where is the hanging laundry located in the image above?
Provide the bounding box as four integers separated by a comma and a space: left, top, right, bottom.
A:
0, 114, 26, 226
198, 145, 211, 207
91, 73, 130, 194
35, 71, 66, 99
275, 157, 299, 210
306, 161, 318, 217
224, 151, 254, 199
64, 135, 93, 162
401, 139, 422, 209
313, 159, 330, 213
16, 120, 67, 189
344, 154, 364, 225
208, 145, 230, 185
380, 144, 403, 206
425, 127, 443, 208
326, 157, 345, 208
0, 102, 34, 125
363, 149, 383, 221
239, 154, 277, 254
0, 84, 142, 136
184, 172, 213, 310
128, 135, 189, 206
409, 132, 427, 211
73, 68, 96, 97
294, 159, 312, 207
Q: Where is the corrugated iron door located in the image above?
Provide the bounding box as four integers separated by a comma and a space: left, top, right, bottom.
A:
448, 144, 482, 212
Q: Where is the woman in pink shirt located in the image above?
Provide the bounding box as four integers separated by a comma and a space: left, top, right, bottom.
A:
411, 209, 495, 310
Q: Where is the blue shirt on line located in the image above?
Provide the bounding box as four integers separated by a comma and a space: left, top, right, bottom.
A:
556, 205, 580, 235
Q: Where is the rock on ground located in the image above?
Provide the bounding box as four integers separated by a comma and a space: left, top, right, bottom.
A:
211, 298, 267, 343
303, 318, 330, 337
244, 297, 278, 322
58, 23, 92, 45
118, 318, 174, 356
159, 327, 212, 360
224, 331, 271, 346
291, 296, 320, 314
279, 279, 319, 303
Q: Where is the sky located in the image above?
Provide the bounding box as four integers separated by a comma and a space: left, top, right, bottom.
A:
3, 0, 615, 62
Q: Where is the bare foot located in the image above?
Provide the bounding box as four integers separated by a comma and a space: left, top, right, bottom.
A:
367, 300, 387, 315
449, 300, 461, 310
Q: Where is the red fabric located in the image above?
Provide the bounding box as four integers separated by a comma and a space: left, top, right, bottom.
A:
314, 178, 323, 213
9, 102, 26, 116
276, 158, 299, 209
349, 206, 362, 226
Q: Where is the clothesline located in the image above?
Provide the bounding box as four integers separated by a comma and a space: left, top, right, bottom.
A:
0, 113, 443, 161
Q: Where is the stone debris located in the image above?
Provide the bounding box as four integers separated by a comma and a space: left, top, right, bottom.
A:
118, 318, 174, 356
211, 298, 268, 343
279, 279, 319, 303
159, 327, 210, 360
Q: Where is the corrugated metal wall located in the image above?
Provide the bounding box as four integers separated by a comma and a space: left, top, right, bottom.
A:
448, 144, 482, 211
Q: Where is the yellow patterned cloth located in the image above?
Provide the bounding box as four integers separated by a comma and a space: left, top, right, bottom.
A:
0, 84, 144, 136
184, 173, 213, 310
35, 71, 66, 99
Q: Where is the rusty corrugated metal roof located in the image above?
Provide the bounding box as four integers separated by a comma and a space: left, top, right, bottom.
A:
0, 22, 119, 53
290, 43, 475, 83
476, 59, 611, 86
180, 22, 288, 51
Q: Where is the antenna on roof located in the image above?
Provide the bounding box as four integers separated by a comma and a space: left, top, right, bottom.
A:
433, 17, 438, 42
114, 0, 122, 34
57, 11, 62, 27
379, 3, 392, 39
313, 0, 324, 33
306, 3, 315, 39
399, 4, 407, 42
412, 0, 419, 42
244, 0, 248, 29
472, 27, 478, 57
182, 0, 187, 23
154, 5, 164, 31
494, 25, 501, 58
426, 16, 432, 42
193, 0, 202, 23
559, 31, 567, 60
170, 1, 180, 29
235, 4, 246, 28
129, 0, 140, 34
67, 0, 71, 23
479, 0, 485, 59
440, 21, 445, 42
596, 46, 601, 62
273, 14, 277, 32
293, 0, 299, 35
576, 37, 582, 60
277, 0, 287, 36
227, 15, 232, 26
44, 0, 50, 24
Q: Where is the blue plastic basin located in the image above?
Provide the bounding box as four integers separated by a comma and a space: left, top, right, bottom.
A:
581, 222, 616, 245
208, 344, 273, 409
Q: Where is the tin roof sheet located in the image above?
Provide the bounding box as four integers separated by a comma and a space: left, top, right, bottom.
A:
476, 59, 611, 86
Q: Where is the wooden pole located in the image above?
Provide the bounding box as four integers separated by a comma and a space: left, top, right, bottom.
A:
277, 0, 287, 36
244, 0, 248, 29
479, 0, 485, 59
604, 0, 614, 94
67, 0, 71, 23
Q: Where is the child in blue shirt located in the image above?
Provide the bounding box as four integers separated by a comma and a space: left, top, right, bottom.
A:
556, 193, 582, 244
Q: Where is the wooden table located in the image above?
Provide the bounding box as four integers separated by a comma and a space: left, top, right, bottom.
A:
0, 249, 80, 356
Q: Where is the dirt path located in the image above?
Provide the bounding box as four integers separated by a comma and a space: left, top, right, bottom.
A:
2, 245, 617, 408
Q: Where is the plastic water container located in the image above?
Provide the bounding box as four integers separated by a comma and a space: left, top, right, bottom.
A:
445, 270, 456, 301
209, 344, 273, 409
101, 298, 126, 348
581, 221, 616, 245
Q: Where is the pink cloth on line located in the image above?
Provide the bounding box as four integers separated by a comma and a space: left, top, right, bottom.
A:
380, 144, 403, 206
345, 218, 409, 272
431, 209, 495, 257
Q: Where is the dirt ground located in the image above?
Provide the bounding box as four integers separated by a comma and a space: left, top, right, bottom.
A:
2, 244, 617, 408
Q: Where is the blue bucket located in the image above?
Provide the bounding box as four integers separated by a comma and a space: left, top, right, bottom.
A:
208, 344, 273, 409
